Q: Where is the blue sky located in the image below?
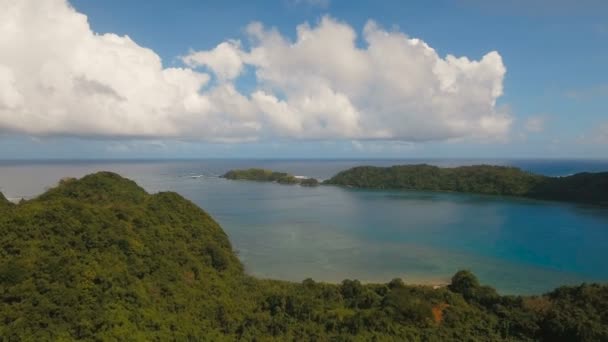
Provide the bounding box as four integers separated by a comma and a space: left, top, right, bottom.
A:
0, 0, 606, 159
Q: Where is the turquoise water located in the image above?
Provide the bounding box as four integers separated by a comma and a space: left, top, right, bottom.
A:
1, 159, 607, 294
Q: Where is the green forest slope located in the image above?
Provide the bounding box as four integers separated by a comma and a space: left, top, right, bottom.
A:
324, 164, 608, 205
1, 172, 607, 341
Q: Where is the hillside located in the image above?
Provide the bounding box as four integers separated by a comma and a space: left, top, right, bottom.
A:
0, 192, 12, 208
1, 172, 607, 340
324, 164, 608, 205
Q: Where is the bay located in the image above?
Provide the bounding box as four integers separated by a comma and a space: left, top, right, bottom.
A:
1, 158, 607, 294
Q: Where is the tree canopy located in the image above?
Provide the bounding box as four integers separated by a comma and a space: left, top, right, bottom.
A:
1, 172, 607, 340
324, 164, 608, 205
0, 192, 12, 209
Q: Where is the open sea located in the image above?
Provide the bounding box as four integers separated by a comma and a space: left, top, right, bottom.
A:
1, 158, 607, 295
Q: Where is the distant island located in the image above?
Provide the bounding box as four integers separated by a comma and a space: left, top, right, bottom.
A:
323, 164, 608, 206
221, 164, 608, 206
1, 172, 607, 340
222, 168, 319, 186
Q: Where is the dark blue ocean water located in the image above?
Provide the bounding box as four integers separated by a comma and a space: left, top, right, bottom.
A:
1, 159, 607, 294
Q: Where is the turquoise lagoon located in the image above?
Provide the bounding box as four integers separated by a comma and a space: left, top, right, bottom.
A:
1, 159, 607, 294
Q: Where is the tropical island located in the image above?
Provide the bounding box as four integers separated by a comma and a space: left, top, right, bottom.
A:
1, 172, 607, 340
323, 164, 608, 206
222, 168, 319, 186
221, 164, 608, 206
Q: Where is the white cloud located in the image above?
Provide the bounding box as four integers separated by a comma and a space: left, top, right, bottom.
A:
0, 1, 511, 143
182, 40, 244, 81
524, 116, 547, 132
236, 17, 511, 141
0, 0, 256, 141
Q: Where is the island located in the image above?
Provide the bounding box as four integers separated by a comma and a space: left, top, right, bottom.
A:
0, 172, 606, 340
222, 168, 319, 186
323, 164, 608, 206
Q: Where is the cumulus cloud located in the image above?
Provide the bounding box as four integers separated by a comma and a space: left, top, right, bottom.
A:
182, 40, 245, 81
228, 18, 511, 141
0, 0, 511, 142
0, 0, 257, 140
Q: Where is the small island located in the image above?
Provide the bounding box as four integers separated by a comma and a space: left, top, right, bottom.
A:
222, 168, 319, 186
323, 164, 608, 206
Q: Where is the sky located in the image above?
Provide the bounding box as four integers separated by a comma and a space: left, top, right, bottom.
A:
0, 0, 606, 159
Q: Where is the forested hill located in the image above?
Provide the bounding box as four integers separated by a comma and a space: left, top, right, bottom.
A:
0, 172, 244, 340
1, 172, 608, 340
324, 164, 608, 205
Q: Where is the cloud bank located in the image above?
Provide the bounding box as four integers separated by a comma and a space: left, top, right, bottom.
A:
0, 0, 511, 142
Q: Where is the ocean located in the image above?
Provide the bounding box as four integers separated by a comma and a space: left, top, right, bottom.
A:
1, 158, 607, 294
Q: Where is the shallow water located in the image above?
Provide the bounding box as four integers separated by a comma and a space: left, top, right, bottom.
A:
1, 159, 607, 294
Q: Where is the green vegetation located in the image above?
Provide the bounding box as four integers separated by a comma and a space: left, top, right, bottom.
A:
223, 168, 319, 186
527, 171, 608, 204
0, 192, 12, 209
1, 172, 607, 340
324, 164, 608, 205
299, 177, 319, 187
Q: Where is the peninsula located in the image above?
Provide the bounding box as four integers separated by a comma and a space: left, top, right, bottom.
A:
323, 164, 608, 205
